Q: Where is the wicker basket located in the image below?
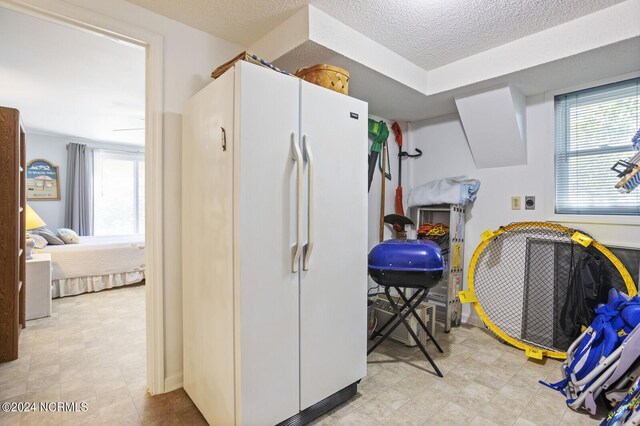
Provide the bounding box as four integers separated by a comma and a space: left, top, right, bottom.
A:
295, 64, 349, 95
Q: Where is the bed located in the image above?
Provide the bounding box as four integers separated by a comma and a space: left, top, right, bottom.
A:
38, 234, 145, 298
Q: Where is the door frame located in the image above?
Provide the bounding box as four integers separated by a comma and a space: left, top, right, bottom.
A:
0, 0, 166, 394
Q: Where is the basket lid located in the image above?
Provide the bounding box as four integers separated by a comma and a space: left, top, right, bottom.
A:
368, 239, 445, 272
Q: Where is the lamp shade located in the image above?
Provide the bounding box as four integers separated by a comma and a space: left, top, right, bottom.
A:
25, 204, 46, 230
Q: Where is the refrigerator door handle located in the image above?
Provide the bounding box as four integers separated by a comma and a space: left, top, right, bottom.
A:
303, 135, 314, 271
291, 132, 303, 273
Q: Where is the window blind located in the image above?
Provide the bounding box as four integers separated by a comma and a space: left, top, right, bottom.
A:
555, 77, 640, 215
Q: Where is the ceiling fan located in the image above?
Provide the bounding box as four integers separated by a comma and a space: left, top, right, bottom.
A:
112, 127, 144, 132
113, 117, 144, 132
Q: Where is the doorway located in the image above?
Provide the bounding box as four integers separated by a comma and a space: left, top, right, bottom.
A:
0, 0, 165, 396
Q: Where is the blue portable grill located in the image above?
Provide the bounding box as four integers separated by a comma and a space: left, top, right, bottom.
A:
367, 239, 446, 377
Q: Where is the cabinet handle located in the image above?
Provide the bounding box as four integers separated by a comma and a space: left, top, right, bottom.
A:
221, 127, 227, 151
291, 133, 303, 273
303, 135, 314, 271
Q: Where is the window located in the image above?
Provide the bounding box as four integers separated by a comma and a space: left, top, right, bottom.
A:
93, 150, 145, 235
555, 78, 640, 216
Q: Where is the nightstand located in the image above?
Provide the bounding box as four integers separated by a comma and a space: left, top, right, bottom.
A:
26, 253, 52, 320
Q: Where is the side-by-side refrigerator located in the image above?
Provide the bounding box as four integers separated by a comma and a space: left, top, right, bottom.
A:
182, 60, 368, 425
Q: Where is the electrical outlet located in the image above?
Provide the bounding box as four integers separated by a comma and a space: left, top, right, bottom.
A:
525, 196, 536, 210
511, 196, 521, 210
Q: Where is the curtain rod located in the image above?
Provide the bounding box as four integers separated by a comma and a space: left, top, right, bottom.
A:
92, 147, 144, 155
95, 147, 144, 154
67, 142, 144, 155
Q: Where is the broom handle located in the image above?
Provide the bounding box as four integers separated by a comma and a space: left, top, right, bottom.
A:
380, 141, 387, 242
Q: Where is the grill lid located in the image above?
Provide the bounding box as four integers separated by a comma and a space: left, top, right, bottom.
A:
368, 239, 445, 272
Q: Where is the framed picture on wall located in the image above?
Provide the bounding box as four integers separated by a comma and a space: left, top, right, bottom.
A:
26, 159, 60, 200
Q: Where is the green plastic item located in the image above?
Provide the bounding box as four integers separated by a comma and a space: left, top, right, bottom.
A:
368, 119, 389, 191
368, 119, 388, 153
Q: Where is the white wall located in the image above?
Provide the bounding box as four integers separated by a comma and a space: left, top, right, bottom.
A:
15, 0, 242, 389
26, 132, 142, 230
409, 94, 640, 325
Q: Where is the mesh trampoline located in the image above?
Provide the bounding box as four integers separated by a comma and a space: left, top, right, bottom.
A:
460, 222, 637, 359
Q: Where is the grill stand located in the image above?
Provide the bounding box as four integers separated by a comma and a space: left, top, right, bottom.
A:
367, 285, 444, 377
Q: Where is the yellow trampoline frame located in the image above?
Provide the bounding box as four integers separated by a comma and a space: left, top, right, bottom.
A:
459, 222, 637, 360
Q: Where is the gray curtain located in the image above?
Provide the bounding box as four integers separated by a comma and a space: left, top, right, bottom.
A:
64, 143, 94, 235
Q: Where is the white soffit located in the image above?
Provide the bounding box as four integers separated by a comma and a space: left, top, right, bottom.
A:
253, 6, 428, 94
273, 41, 430, 121
254, 2, 640, 121
455, 86, 527, 169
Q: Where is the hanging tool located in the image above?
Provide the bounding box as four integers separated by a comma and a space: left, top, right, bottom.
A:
391, 122, 422, 216
379, 140, 387, 242
378, 142, 392, 181
368, 119, 389, 192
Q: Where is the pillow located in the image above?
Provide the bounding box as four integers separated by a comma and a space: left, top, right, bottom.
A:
33, 227, 65, 245
56, 228, 80, 244
29, 233, 48, 249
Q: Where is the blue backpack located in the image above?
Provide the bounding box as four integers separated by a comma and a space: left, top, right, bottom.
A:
540, 289, 640, 404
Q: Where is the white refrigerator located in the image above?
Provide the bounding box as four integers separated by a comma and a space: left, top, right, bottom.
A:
182, 60, 368, 425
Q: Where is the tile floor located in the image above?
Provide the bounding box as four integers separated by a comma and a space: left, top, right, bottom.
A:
0, 284, 606, 425
0, 284, 206, 426
317, 326, 606, 426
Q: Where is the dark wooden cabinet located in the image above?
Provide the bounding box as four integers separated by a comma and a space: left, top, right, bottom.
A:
0, 106, 26, 363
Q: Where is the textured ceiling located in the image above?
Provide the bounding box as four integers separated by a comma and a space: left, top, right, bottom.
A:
0, 7, 145, 144
126, 0, 625, 69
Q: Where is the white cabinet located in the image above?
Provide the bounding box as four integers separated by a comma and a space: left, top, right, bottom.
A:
182, 61, 368, 426
26, 253, 51, 320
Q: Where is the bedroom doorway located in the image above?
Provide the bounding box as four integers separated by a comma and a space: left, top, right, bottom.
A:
0, 0, 166, 396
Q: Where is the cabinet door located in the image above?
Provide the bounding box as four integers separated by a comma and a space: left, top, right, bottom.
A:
299, 81, 368, 409
182, 69, 236, 426
236, 61, 301, 425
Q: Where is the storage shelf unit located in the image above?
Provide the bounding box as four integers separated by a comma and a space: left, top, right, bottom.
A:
412, 204, 465, 333
0, 106, 26, 363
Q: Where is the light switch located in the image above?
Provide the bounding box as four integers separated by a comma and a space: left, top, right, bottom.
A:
511, 196, 521, 210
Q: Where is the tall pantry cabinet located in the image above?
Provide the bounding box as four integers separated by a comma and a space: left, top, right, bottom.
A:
182, 61, 368, 425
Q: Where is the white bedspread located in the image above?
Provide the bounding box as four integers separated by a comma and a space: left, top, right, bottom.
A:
41, 234, 145, 280
38, 234, 145, 297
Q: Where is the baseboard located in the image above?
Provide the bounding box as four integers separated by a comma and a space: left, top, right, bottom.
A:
277, 383, 358, 426
164, 373, 183, 392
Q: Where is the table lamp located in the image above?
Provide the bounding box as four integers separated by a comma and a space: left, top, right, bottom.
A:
25, 204, 46, 260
